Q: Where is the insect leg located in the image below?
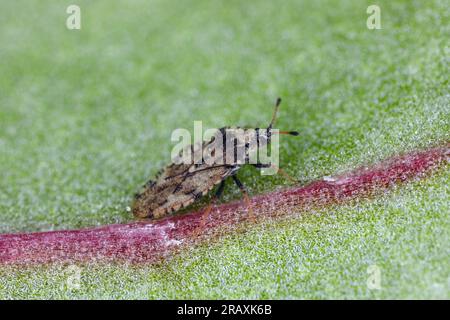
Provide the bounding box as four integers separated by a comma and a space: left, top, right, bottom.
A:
252, 163, 271, 168
194, 180, 226, 236
252, 163, 299, 184
231, 175, 255, 222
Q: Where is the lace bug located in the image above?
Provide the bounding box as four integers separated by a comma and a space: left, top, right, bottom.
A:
131, 98, 298, 219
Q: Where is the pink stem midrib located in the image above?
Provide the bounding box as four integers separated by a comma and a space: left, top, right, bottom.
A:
0, 144, 448, 265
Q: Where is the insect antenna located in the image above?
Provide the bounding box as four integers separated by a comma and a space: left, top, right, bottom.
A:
268, 97, 282, 129
268, 97, 299, 136
275, 131, 299, 136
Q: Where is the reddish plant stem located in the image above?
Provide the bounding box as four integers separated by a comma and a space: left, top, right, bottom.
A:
0, 144, 448, 265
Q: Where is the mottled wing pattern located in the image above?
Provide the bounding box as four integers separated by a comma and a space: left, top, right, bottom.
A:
132, 134, 238, 219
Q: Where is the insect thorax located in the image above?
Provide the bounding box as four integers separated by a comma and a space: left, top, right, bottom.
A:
172, 127, 272, 167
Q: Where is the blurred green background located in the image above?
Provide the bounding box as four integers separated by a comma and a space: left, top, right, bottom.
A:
0, 0, 448, 298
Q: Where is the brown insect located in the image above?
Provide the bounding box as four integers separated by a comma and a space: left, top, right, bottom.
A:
132, 98, 298, 220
